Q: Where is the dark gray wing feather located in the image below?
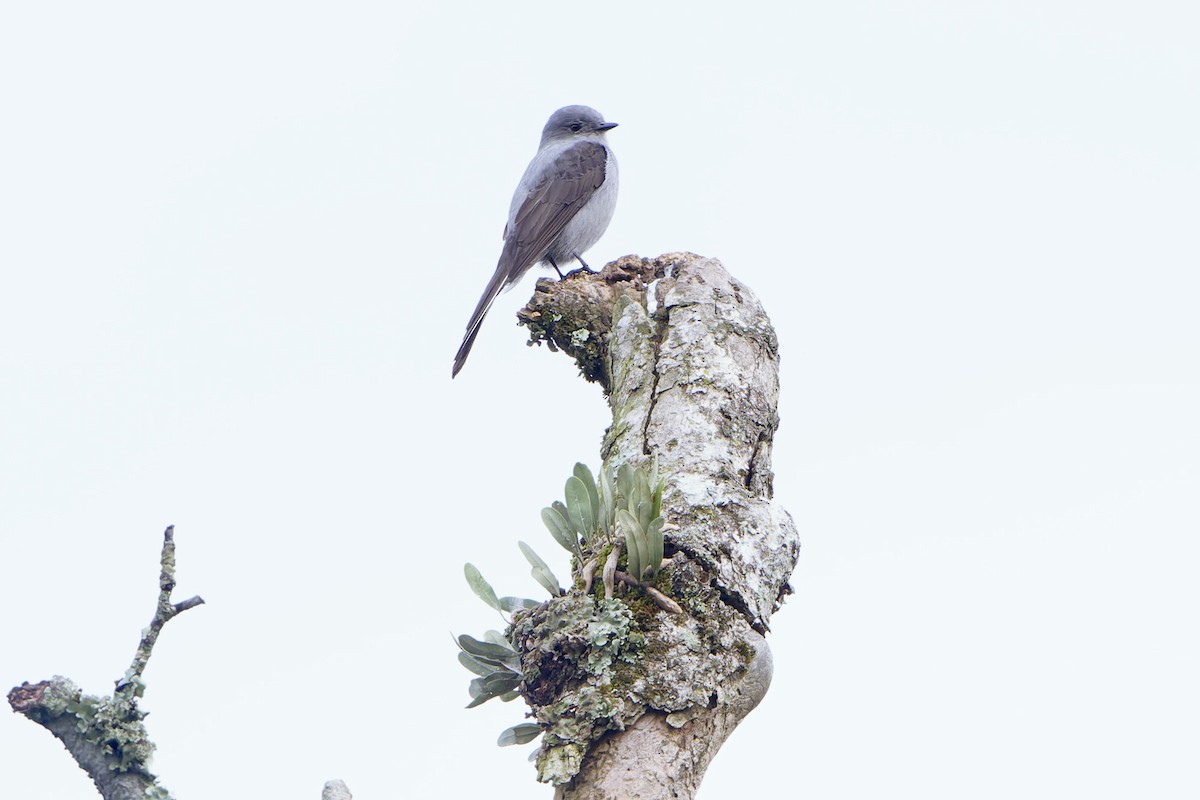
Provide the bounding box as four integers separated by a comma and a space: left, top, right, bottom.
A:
452, 141, 609, 377
503, 141, 609, 274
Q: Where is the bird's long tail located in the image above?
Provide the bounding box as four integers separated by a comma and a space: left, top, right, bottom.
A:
452, 264, 512, 378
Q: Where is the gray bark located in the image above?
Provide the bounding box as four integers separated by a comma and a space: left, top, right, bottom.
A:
518, 253, 800, 800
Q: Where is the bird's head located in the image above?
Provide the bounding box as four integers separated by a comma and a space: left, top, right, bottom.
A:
541, 105, 617, 145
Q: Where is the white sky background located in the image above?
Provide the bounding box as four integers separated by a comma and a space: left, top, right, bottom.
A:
2, 1, 1197, 797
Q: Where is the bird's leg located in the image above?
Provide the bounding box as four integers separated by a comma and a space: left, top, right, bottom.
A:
547, 257, 565, 279
573, 254, 592, 272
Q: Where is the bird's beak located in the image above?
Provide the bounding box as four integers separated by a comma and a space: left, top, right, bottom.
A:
596, 121, 618, 132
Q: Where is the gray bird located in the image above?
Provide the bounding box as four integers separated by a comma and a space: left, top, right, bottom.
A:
452, 105, 618, 377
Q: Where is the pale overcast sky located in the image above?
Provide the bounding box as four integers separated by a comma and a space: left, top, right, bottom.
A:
2, 2, 1197, 798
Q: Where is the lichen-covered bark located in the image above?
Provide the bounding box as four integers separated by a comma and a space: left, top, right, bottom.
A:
8, 678, 169, 800
7, 527, 199, 800
519, 253, 801, 800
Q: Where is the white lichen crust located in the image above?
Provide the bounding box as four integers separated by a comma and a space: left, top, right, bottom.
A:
606, 254, 799, 631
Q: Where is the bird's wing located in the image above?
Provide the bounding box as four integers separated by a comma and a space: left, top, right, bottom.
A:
453, 141, 609, 378
501, 140, 609, 277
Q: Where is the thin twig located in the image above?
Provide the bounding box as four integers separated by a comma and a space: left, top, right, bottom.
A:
117, 525, 205, 697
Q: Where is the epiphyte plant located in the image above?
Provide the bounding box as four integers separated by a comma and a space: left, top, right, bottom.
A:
455, 460, 671, 750
541, 460, 666, 582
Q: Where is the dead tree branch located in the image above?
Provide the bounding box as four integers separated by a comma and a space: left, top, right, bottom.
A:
516, 253, 801, 800
8, 526, 203, 800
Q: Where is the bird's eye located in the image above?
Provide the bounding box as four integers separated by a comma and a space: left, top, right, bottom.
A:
569, 122, 583, 132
